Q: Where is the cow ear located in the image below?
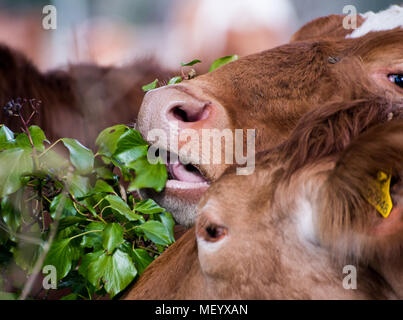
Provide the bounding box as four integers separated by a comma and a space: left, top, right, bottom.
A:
315, 120, 403, 261
290, 15, 365, 42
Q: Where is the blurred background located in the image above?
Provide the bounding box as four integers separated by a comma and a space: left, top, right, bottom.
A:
0, 0, 398, 72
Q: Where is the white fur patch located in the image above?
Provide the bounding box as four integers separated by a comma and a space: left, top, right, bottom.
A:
296, 197, 317, 244
347, 5, 403, 38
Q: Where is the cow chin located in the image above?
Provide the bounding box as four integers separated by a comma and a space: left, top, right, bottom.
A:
139, 186, 207, 227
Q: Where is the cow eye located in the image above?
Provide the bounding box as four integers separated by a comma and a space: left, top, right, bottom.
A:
388, 74, 403, 88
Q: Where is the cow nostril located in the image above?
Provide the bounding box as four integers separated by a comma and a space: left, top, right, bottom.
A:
169, 103, 211, 123
204, 224, 227, 242
172, 106, 189, 122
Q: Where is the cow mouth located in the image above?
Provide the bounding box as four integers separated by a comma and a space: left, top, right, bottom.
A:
165, 152, 210, 190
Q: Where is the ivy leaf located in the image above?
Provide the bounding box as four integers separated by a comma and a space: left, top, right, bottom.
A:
44, 239, 74, 281
60, 293, 78, 300
93, 180, 116, 194
95, 167, 115, 180
209, 55, 239, 72
134, 199, 165, 214
0, 148, 33, 197
86, 249, 137, 297
1, 197, 21, 233
181, 59, 201, 66
137, 220, 172, 246
158, 211, 176, 243
142, 79, 158, 92
68, 175, 91, 199
39, 149, 70, 174
61, 138, 94, 174
95, 125, 129, 157
49, 194, 77, 219
0, 125, 15, 150
102, 223, 124, 254
127, 156, 167, 192
168, 76, 182, 85
104, 195, 142, 221
15, 126, 48, 152
113, 129, 148, 165
81, 222, 105, 250
12, 240, 42, 273
58, 216, 87, 230
30, 126, 48, 151
131, 248, 154, 276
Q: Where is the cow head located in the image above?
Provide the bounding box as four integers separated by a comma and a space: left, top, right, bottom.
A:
125, 94, 403, 300
137, 8, 403, 226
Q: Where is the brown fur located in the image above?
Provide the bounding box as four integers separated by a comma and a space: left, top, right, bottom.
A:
125, 94, 403, 300
0, 44, 172, 148
291, 15, 365, 42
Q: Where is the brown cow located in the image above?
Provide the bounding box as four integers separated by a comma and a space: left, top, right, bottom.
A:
137, 10, 403, 226
124, 92, 403, 300
0, 44, 172, 149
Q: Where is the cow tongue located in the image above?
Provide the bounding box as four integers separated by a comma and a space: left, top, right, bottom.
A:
169, 163, 206, 183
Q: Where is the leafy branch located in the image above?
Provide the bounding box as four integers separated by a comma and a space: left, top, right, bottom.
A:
0, 100, 174, 299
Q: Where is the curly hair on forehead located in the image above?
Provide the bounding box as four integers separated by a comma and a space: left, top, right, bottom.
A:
275, 93, 403, 180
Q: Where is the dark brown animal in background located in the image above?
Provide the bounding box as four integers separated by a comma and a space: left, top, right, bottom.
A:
125, 94, 403, 299
0, 44, 172, 149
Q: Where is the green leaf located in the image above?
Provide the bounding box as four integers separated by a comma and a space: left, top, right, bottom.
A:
12, 240, 42, 273
29, 126, 48, 152
158, 211, 176, 243
95, 125, 129, 157
127, 156, 167, 192
60, 293, 79, 300
104, 195, 142, 221
142, 79, 158, 92
102, 223, 124, 254
58, 216, 87, 230
44, 239, 73, 280
81, 222, 105, 250
86, 249, 137, 297
134, 199, 165, 214
113, 129, 148, 165
181, 59, 201, 66
131, 248, 154, 276
93, 180, 115, 194
95, 167, 115, 180
61, 138, 94, 174
1, 197, 21, 233
0, 148, 33, 197
68, 175, 91, 198
0, 125, 15, 150
137, 220, 171, 246
78, 250, 104, 278
15, 126, 48, 152
168, 76, 182, 85
209, 55, 239, 72
49, 194, 77, 219
39, 148, 69, 173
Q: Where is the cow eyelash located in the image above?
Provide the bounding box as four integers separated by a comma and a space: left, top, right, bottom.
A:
388, 74, 403, 88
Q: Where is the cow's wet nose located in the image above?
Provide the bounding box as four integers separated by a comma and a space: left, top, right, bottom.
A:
137, 84, 230, 152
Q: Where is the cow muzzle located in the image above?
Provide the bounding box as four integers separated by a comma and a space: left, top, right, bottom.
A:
137, 83, 232, 204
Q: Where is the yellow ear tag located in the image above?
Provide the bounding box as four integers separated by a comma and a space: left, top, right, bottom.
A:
365, 171, 393, 218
